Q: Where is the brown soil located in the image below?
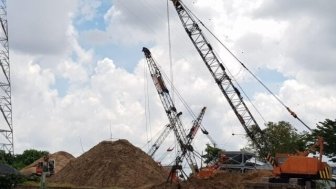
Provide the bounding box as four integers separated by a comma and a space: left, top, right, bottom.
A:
49, 139, 166, 188
151, 170, 273, 189
20, 151, 74, 176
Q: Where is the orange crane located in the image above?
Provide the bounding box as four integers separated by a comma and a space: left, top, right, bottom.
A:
169, 0, 332, 182
273, 137, 331, 180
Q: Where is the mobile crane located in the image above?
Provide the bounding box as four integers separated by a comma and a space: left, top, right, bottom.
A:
148, 107, 207, 157
170, 0, 332, 181
168, 106, 207, 181
170, 0, 269, 160
142, 47, 199, 174
147, 124, 172, 157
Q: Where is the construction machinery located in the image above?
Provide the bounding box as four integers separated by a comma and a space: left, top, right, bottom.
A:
147, 124, 172, 157
273, 137, 331, 180
170, 0, 268, 159
170, 106, 207, 180
35, 155, 55, 177
169, 0, 332, 183
143, 47, 223, 182
148, 107, 209, 158
142, 47, 199, 175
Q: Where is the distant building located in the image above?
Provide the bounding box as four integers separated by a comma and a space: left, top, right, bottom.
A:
218, 151, 273, 172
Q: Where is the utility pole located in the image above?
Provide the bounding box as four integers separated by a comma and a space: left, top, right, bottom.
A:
0, 0, 13, 155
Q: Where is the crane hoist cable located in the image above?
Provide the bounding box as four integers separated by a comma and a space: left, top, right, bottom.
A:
143, 61, 150, 146
172, 0, 271, 159
167, 0, 267, 128
159, 66, 217, 146
143, 47, 199, 174
167, 0, 174, 102
145, 62, 216, 156
179, 1, 311, 131
216, 54, 268, 124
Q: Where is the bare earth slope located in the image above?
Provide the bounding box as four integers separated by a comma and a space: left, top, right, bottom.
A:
152, 170, 274, 189
20, 151, 74, 176
50, 139, 166, 188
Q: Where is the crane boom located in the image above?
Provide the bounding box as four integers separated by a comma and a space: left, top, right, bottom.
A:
149, 107, 209, 157
187, 107, 206, 142
171, 0, 268, 157
142, 47, 199, 173
170, 0, 332, 181
147, 124, 172, 157
169, 106, 207, 180
178, 107, 206, 161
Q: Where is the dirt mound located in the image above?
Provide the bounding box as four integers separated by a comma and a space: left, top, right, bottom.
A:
152, 170, 273, 189
50, 139, 166, 188
20, 151, 74, 176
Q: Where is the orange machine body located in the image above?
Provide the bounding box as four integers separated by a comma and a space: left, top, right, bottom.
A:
273, 153, 331, 179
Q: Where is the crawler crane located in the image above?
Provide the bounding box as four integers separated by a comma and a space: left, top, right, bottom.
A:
170, 0, 332, 182
148, 107, 207, 157
142, 47, 199, 174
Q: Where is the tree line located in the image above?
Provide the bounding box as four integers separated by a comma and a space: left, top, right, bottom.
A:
204, 118, 336, 163
0, 149, 48, 169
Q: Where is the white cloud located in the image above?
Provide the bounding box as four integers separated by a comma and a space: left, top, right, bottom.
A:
6, 0, 336, 163
8, 0, 77, 55
76, 0, 101, 22
57, 60, 88, 84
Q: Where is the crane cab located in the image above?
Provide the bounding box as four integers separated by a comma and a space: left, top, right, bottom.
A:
273, 153, 332, 180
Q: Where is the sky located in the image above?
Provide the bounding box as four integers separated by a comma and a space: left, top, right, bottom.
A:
2, 0, 336, 163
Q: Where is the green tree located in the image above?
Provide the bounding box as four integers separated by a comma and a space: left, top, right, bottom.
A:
304, 119, 336, 161
202, 144, 223, 164
13, 149, 49, 169
248, 121, 306, 157
0, 149, 49, 169
0, 150, 15, 165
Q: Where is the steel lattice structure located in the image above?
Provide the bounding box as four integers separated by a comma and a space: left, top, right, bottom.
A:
142, 47, 199, 174
0, 0, 13, 155
147, 124, 172, 157
171, 0, 269, 158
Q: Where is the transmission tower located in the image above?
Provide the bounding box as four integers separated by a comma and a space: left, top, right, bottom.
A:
0, 0, 13, 155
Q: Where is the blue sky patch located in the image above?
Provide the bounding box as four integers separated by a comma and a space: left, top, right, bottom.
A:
74, 0, 112, 31
239, 68, 288, 98
52, 76, 70, 97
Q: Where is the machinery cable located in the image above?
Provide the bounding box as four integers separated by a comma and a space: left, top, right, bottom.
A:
180, 1, 311, 131
167, 0, 175, 102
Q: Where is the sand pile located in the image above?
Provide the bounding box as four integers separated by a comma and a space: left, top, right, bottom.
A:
152, 170, 273, 189
20, 151, 74, 176
50, 139, 166, 188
